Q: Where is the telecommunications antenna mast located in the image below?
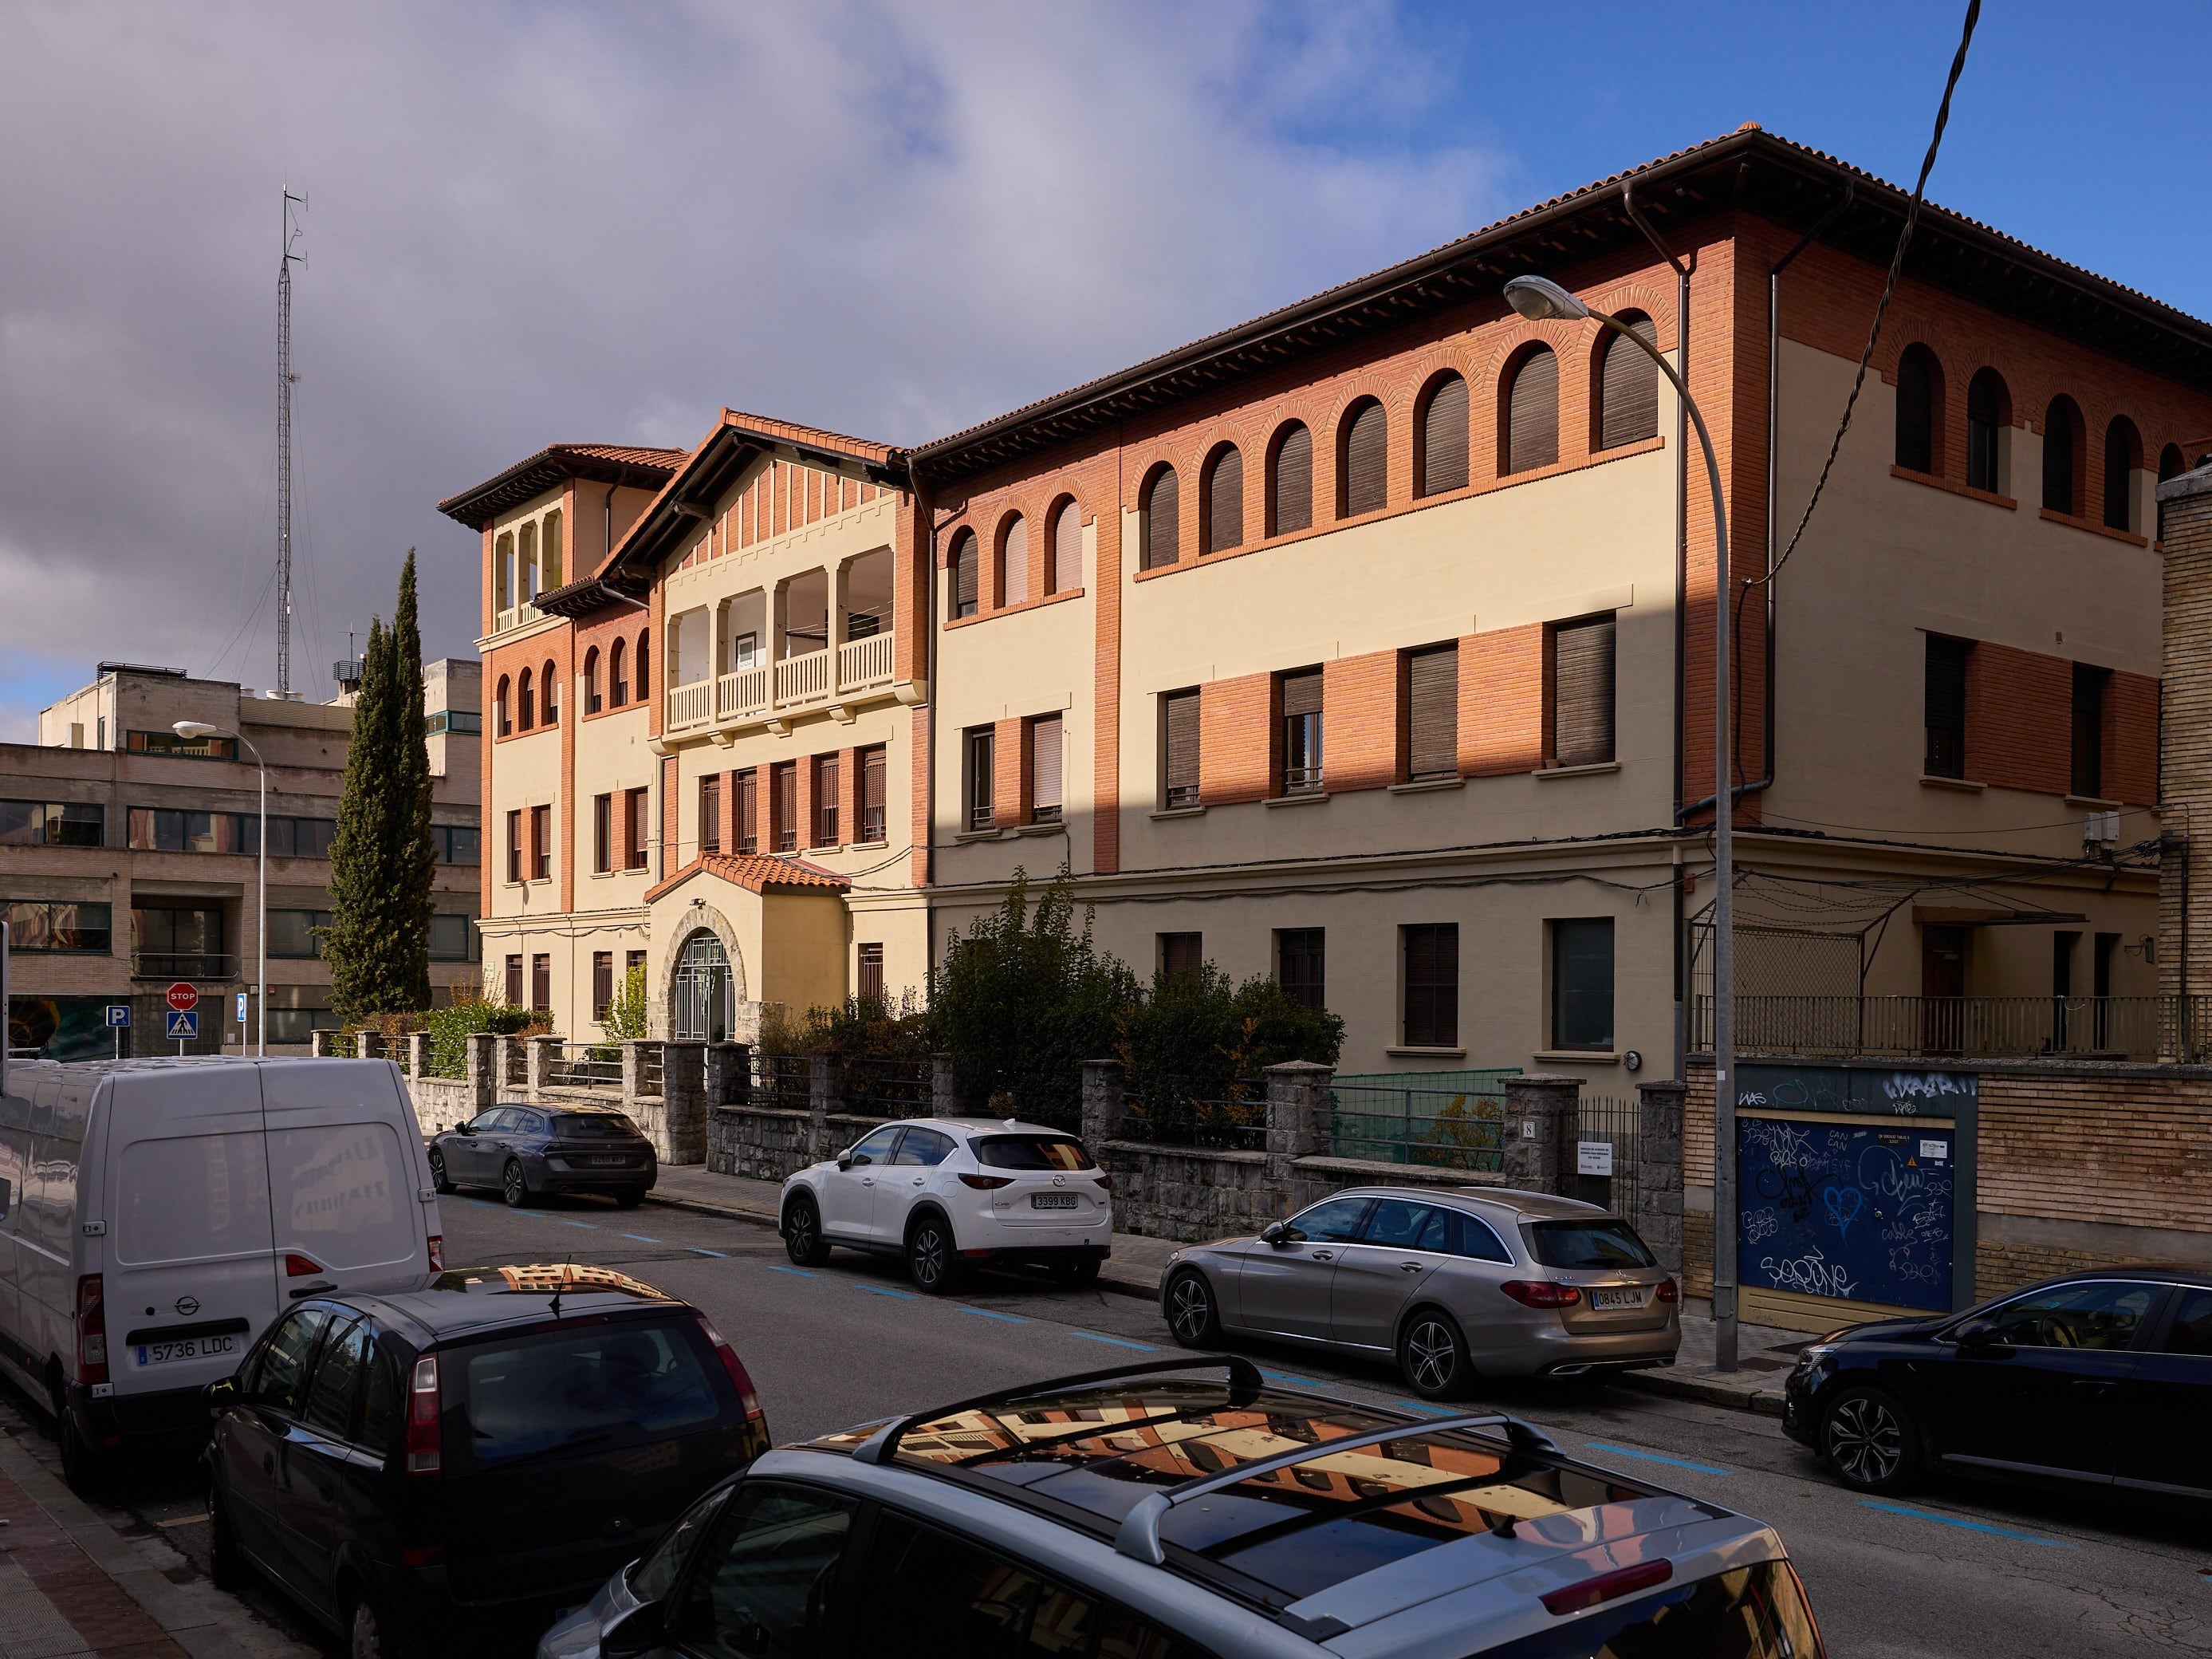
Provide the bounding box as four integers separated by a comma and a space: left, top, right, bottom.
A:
276, 191, 305, 696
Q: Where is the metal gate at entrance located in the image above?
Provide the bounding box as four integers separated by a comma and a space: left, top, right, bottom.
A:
671, 931, 733, 1042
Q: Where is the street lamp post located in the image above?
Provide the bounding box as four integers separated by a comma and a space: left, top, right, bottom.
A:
175, 720, 267, 1058
1503, 275, 1740, 1369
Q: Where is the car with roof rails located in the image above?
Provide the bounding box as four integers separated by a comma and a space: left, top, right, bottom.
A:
538, 1355, 1825, 1659
779, 1117, 1112, 1292
203, 1261, 769, 1658
1158, 1187, 1679, 1398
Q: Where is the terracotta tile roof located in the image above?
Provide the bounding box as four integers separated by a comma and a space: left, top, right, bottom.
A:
438, 443, 689, 527
714, 409, 895, 467
644, 852, 852, 904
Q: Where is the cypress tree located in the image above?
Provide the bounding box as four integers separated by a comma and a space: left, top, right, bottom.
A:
390, 551, 435, 1010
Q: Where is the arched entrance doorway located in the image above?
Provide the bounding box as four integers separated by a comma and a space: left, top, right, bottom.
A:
671, 930, 734, 1042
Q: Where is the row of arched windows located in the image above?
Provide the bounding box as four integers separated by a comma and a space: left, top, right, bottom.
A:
494, 629, 651, 739
949, 498, 1084, 620
1894, 345, 2194, 535
582, 632, 650, 715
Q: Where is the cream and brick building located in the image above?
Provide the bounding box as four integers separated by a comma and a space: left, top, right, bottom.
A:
447, 128, 2212, 1078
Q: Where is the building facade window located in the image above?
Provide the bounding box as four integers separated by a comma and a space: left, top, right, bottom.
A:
998, 515, 1028, 609
0, 801, 103, 848
517, 668, 534, 731
429, 915, 472, 962
506, 810, 523, 884
1402, 924, 1458, 1049
858, 747, 887, 843
950, 529, 978, 619
1202, 445, 1243, 554
1268, 422, 1313, 536
626, 787, 651, 869
494, 676, 511, 737
2, 900, 112, 953
1924, 634, 1970, 778
965, 728, 996, 831
266, 908, 331, 959
610, 639, 629, 706
1276, 928, 1324, 1011
1278, 669, 1324, 795
1550, 918, 1615, 1050
1596, 312, 1658, 450
1966, 368, 2008, 493
506, 954, 523, 1007
1895, 343, 1941, 474
1417, 372, 1469, 497
2072, 663, 2109, 798
814, 754, 839, 846
738, 769, 759, 854
700, 775, 722, 855
1161, 689, 1200, 810
125, 729, 238, 760
530, 805, 553, 881
1049, 499, 1081, 594
1504, 345, 1560, 475
532, 954, 551, 1015
857, 942, 884, 1003
134, 904, 226, 979
2044, 395, 2082, 514
636, 632, 650, 698
541, 660, 558, 724
584, 647, 602, 714
1159, 932, 1202, 979
1141, 465, 1179, 570
433, 824, 480, 865
2104, 416, 2141, 533
1406, 644, 1458, 782
770, 763, 797, 853
593, 794, 612, 873
592, 951, 614, 1022
1338, 398, 1387, 517
1029, 715, 1063, 825
1547, 613, 1616, 767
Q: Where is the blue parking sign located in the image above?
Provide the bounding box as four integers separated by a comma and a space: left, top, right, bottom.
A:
105, 1004, 131, 1028
166, 1010, 198, 1039
236, 991, 248, 1025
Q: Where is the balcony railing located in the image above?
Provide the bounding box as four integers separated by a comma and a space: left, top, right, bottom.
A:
837, 630, 895, 693
667, 679, 714, 727
718, 667, 769, 720
1690, 994, 2212, 1064
132, 952, 238, 980
774, 647, 832, 705
667, 631, 902, 735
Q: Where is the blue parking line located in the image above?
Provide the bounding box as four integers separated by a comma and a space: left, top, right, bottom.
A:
856, 1283, 916, 1300
766, 1265, 817, 1278
559, 1219, 598, 1229
1860, 1500, 2074, 1549
1583, 1442, 1732, 1476
1391, 1398, 1460, 1417
1258, 1369, 1320, 1388
958, 1306, 1029, 1323
1069, 1331, 1154, 1351
619, 1234, 660, 1244
688, 1247, 728, 1259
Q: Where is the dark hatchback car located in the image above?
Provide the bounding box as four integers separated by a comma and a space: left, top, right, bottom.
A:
1784, 1266, 2212, 1500
431, 1103, 658, 1208
204, 1263, 769, 1657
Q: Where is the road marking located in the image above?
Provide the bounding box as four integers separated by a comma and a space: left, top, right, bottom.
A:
1258, 1369, 1321, 1388
1069, 1331, 1155, 1351
767, 1265, 817, 1278
856, 1283, 916, 1299
1582, 1442, 1732, 1476
1860, 1500, 2075, 1549
958, 1306, 1030, 1323
1391, 1398, 1460, 1417
560, 1219, 598, 1229
688, 1247, 729, 1259
619, 1234, 660, 1244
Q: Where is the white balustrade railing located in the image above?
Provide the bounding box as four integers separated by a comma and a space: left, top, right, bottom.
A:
837, 630, 896, 692
718, 667, 769, 719
774, 648, 832, 705
667, 679, 713, 727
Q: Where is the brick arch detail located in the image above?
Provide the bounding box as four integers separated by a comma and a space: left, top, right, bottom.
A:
655, 906, 748, 1041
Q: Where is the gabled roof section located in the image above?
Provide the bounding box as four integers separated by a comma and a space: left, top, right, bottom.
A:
911, 126, 2212, 485
644, 851, 852, 905
534, 409, 907, 619
437, 443, 688, 530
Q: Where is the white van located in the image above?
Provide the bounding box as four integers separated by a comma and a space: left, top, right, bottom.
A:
0, 1056, 443, 1488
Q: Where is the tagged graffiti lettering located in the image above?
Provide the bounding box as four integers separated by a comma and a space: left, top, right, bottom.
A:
1743, 1208, 1781, 1245
1759, 1248, 1857, 1299
1755, 1164, 1816, 1224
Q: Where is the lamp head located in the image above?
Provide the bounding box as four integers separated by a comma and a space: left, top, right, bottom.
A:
172, 720, 225, 740
1503, 275, 1590, 323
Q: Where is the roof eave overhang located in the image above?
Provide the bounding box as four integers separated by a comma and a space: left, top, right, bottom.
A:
436, 450, 683, 530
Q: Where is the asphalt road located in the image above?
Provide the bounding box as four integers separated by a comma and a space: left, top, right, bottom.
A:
21, 1189, 2206, 1658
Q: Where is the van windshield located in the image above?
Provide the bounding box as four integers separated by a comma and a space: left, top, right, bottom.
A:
1480, 1561, 1823, 1659
456, 1320, 721, 1468
972, 1136, 1093, 1172
1527, 1219, 1657, 1270
552, 1113, 643, 1138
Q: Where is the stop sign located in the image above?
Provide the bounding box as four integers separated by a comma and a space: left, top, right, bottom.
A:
165, 982, 199, 1014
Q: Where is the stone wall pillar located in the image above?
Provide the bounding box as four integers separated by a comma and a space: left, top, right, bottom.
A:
526, 1034, 560, 1101
462, 1032, 498, 1117
1635, 1078, 1687, 1274
1264, 1062, 1334, 1208
809, 1054, 844, 1160
1080, 1060, 1127, 1151
497, 1034, 525, 1090
1502, 1074, 1582, 1195
931, 1054, 962, 1118
2160, 460, 2212, 1056
406, 1033, 427, 1080
621, 1041, 660, 1105
659, 1040, 707, 1164
705, 1042, 750, 1109
355, 1031, 380, 1060
311, 1030, 337, 1058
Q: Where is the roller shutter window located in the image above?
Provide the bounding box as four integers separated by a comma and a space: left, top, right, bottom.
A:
1000, 515, 1029, 607
1162, 690, 1200, 810
772, 762, 797, 852
1280, 669, 1324, 795
1143, 467, 1179, 570
1507, 346, 1560, 475
1407, 644, 1459, 781
1206, 447, 1243, 554
1895, 345, 1935, 474
1966, 369, 2005, 494
699, 775, 721, 854
2043, 399, 2077, 515
859, 747, 888, 843
1341, 400, 1387, 518
1419, 374, 1469, 497
1924, 635, 1970, 778
1031, 715, 1063, 824
2104, 419, 2137, 534
1403, 924, 1459, 1049
1550, 614, 1616, 767
737, 769, 759, 855
1599, 314, 1659, 450
966, 728, 995, 830
1050, 501, 1081, 594
1269, 423, 1313, 535
2072, 664, 2108, 800
952, 530, 980, 618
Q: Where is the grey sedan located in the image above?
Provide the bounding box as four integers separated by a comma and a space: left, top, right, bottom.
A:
1158, 1185, 1680, 1397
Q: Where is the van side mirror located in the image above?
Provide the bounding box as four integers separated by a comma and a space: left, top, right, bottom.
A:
601, 1599, 665, 1658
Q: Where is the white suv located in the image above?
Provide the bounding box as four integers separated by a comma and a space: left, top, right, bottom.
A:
778, 1117, 1112, 1292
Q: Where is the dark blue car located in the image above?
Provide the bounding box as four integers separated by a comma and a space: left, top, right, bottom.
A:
430, 1102, 658, 1208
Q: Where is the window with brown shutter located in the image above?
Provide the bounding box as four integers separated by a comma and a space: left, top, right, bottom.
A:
530, 805, 553, 881
1276, 928, 1324, 1011
2104, 417, 2139, 533
1402, 924, 1458, 1048
1279, 669, 1324, 794
951, 530, 979, 617
592, 794, 612, 873
699, 775, 721, 854
1162, 690, 1200, 810
737, 769, 759, 854
857, 942, 884, 1002
998, 514, 1028, 607
1269, 423, 1312, 535
592, 952, 613, 1021
1895, 344, 1938, 474
771, 762, 797, 852
1340, 399, 1387, 518
1204, 446, 1242, 554
2044, 396, 2080, 514
1049, 500, 1081, 594
966, 728, 995, 830
814, 753, 839, 846
506, 810, 522, 885
1549, 614, 1616, 766
1407, 644, 1458, 781
1506, 346, 1560, 475
1159, 932, 1202, 980
532, 954, 551, 1015
1030, 715, 1063, 824
1418, 374, 1469, 497
858, 746, 887, 842
1925, 635, 1970, 778
1143, 467, 1179, 569
1966, 369, 2006, 494
624, 790, 649, 870
1599, 313, 1659, 450
505, 954, 523, 1007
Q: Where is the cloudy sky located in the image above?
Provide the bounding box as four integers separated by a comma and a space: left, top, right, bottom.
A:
1, 1, 2203, 735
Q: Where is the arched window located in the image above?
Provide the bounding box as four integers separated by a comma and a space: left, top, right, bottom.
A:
2103, 417, 2142, 533
1895, 344, 1942, 475
518, 521, 538, 603
1202, 445, 1243, 554
584, 646, 602, 715
950, 529, 979, 617
1267, 422, 1312, 536
636, 631, 650, 694
998, 514, 1029, 608
1966, 368, 2009, 494
1596, 313, 1659, 450
541, 509, 563, 589
1141, 464, 1179, 570
1502, 345, 1560, 475
494, 675, 511, 738
1417, 373, 1469, 498
1338, 398, 1387, 517
1047, 499, 1081, 595
2043, 396, 2083, 515
494, 532, 514, 613
609, 638, 628, 706
517, 667, 534, 731
541, 659, 559, 724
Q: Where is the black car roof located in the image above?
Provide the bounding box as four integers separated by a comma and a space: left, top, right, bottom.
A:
319, 1263, 691, 1346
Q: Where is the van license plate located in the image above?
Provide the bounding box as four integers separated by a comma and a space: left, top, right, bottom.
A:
137, 1335, 238, 1367
1590, 1288, 1646, 1311
1030, 1193, 1078, 1210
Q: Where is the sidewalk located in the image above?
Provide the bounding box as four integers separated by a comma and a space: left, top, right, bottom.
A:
645, 1165, 1802, 1416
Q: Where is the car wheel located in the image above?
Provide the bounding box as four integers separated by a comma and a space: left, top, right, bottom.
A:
347, 1590, 408, 1659
1820, 1385, 1923, 1494
427, 1148, 454, 1195
50, 1379, 101, 1498
1164, 1268, 1222, 1347
906, 1214, 960, 1294
785, 1195, 832, 1267
501, 1160, 531, 1208
206, 1484, 246, 1591
1399, 1309, 1473, 1401
615, 1187, 647, 1208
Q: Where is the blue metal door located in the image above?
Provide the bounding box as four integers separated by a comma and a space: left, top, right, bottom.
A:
1738, 1117, 1955, 1312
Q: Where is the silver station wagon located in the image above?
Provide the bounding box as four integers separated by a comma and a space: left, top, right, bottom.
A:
1159, 1186, 1680, 1396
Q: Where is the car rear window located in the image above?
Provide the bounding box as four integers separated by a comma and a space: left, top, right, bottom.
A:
454, 1319, 722, 1468
1527, 1219, 1656, 1270
973, 1135, 1094, 1172
1479, 1560, 1822, 1659
553, 1113, 643, 1138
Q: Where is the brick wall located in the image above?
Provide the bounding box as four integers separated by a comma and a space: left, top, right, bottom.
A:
2163, 471, 2212, 999
1462, 624, 1545, 775
1960, 640, 2155, 806
1199, 674, 1272, 805
994, 716, 1028, 827
1322, 650, 1397, 792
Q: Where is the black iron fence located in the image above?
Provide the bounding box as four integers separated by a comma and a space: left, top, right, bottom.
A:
843, 1057, 931, 1120
1573, 1094, 1640, 1220
1328, 1079, 1506, 1172
1691, 993, 2212, 1062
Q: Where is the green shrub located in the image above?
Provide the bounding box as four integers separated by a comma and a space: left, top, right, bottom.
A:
761, 989, 931, 1063
1119, 963, 1344, 1140
602, 964, 649, 1044
419, 992, 538, 1078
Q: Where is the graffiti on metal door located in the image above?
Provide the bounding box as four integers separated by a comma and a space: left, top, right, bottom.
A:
1738, 1116, 1954, 1311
